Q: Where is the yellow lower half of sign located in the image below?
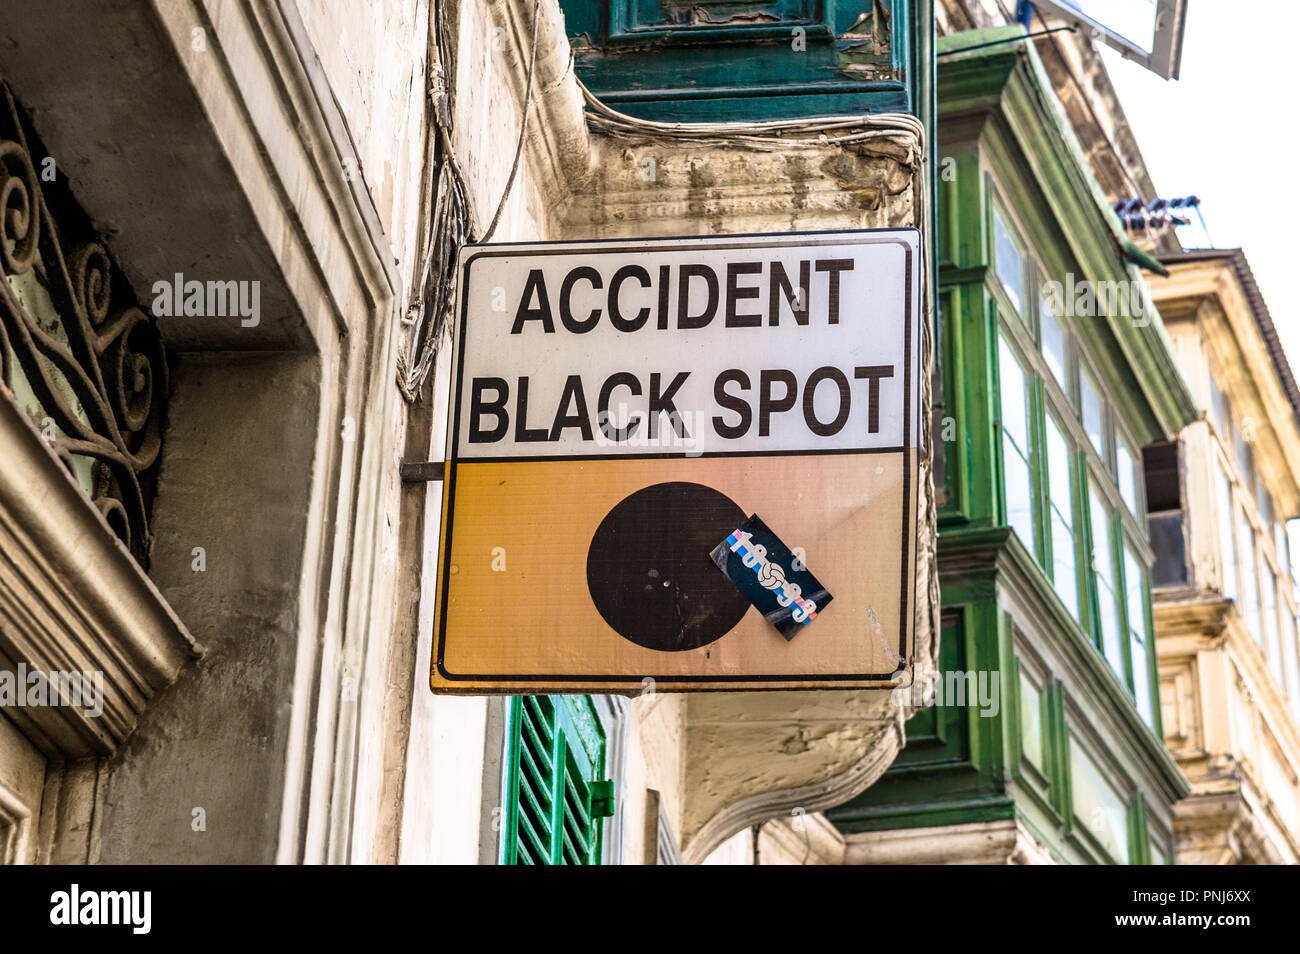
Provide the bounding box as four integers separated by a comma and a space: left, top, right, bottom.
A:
431, 453, 917, 692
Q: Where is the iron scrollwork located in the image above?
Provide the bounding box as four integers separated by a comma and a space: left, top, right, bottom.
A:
0, 82, 167, 565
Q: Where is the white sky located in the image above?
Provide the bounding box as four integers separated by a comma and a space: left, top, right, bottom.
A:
1099, 2, 1300, 366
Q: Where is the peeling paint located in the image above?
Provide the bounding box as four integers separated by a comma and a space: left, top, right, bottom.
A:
684, 5, 781, 26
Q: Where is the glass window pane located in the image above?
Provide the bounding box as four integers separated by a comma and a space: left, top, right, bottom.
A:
1217, 466, 1238, 600
1080, 367, 1106, 459
994, 206, 1024, 316
1130, 632, 1154, 728
1283, 612, 1300, 720
1020, 672, 1043, 768
1208, 373, 1228, 437
1071, 741, 1130, 863
1040, 299, 1067, 385
1265, 569, 1283, 688
1124, 547, 1155, 729
1236, 425, 1254, 493
1290, 521, 1300, 598
1275, 520, 1289, 581
1091, 484, 1124, 678
1240, 513, 1261, 645
1000, 336, 1035, 550
1046, 418, 1072, 517
998, 337, 1029, 449
1005, 438, 1034, 550
1116, 436, 1140, 517
1124, 548, 1148, 643
1051, 516, 1079, 620
1046, 415, 1079, 620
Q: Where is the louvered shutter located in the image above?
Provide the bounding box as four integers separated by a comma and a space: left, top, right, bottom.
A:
503, 695, 613, 865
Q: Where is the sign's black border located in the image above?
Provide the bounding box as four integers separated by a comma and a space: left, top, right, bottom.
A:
433, 228, 920, 688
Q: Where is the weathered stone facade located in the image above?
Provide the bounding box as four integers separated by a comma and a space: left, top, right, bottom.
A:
0, 0, 937, 864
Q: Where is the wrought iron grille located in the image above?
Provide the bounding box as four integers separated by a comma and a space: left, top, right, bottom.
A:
0, 82, 168, 565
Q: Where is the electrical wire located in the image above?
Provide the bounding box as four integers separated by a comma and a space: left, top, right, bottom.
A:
481, 0, 542, 243
398, 0, 542, 401
398, 4, 931, 407
578, 75, 924, 151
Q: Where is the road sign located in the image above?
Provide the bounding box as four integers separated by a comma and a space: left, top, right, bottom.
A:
430, 230, 921, 693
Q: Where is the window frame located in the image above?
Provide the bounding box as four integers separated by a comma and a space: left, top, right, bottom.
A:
984, 173, 1162, 741
996, 326, 1040, 558
991, 193, 1031, 330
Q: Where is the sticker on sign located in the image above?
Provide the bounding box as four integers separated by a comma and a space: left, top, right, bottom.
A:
432, 229, 921, 693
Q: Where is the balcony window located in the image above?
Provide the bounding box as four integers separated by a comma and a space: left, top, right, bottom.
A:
1239, 513, 1261, 644
1080, 367, 1106, 460
1208, 372, 1228, 438
1143, 441, 1187, 587
1116, 433, 1140, 518
1235, 424, 1255, 497
1290, 521, 1300, 596
1071, 740, 1130, 863
1040, 298, 1067, 387
1217, 465, 1238, 600
994, 205, 1025, 318
1090, 483, 1124, 679
1275, 519, 1290, 582
1264, 569, 1283, 688
999, 334, 1036, 552
1045, 413, 1080, 620
1123, 547, 1155, 729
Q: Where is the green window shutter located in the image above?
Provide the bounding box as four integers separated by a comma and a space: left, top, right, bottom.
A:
503, 695, 613, 865
561, 0, 920, 122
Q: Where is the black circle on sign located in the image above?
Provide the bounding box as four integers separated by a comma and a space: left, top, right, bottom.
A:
586, 481, 751, 652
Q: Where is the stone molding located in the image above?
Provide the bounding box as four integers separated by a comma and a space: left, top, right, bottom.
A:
0, 394, 199, 759
842, 817, 1055, 864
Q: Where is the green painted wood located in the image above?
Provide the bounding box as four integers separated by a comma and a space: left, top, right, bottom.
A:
562, 0, 922, 121
828, 31, 1198, 850
1128, 792, 1152, 865
503, 695, 609, 865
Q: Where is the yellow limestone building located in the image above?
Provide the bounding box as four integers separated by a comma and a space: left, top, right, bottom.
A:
1148, 249, 1300, 864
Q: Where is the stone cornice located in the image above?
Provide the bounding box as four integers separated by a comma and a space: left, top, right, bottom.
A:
680, 697, 907, 865
1175, 789, 1293, 865
0, 389, 200, 758
566, 128, 922, 237
1152, 591, 1232, 642
758, 811, 848, 865
842, 817, 1054, 864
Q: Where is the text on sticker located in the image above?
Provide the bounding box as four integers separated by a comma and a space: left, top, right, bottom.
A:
726, 530, 818, 624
